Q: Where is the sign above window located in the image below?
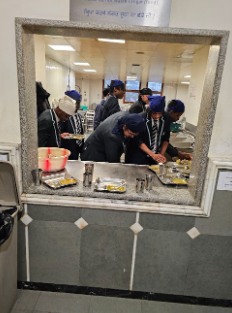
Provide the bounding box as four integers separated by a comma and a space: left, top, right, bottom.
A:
70, 0, 172, 27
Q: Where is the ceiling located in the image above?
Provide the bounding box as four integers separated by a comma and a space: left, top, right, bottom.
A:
43, 35, 206, 85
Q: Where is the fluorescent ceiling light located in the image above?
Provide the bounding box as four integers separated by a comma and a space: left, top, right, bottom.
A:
181, 81, 190, 85
74, 62, 90, 66
48, 44, 75, 51
97, 38, 125, 44
184, 75, 191, 78
83, 69, 96, 72
127, 76, 137, 80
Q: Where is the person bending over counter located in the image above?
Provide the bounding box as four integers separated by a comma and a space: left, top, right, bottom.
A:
125, 96, 170, 165
80, 112, 146, 163
165, 100, 192, 160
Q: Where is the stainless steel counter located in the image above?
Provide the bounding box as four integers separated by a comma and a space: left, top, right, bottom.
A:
66, 160, 163, 187
24, 159, 198, 214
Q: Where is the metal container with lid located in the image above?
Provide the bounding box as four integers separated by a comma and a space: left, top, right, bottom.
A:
0, 161, 21, 313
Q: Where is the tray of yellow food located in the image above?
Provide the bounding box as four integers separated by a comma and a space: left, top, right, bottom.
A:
175, 159, 192, 167
42, 172, 78, 189
149, 164, 188, 186
157, 174, 188, 186
148, 165, 160, 174
94, 177, 126, 193
62, 134, 85, 140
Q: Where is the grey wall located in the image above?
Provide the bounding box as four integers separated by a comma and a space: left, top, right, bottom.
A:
18, 177, 232, 299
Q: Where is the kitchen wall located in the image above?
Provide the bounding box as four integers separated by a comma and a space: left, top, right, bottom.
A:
18, 174, 232, 299
169, 0, 232, 157
1, 0, 232, 301
0, 0, 69, 144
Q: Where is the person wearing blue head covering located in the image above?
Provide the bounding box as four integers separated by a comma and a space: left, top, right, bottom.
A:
80, 111, 146, 163
60, 90, 84, 160
65, 90, 82, 102
165, 99, 192, 160
101, 79, 126, 122
125, 95, 170, 165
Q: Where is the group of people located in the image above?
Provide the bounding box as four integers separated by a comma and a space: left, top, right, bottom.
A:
37, 80, 191, 165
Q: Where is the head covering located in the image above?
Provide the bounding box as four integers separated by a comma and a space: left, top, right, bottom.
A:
65, 90, 82, 101
167, 99, 185, 113
58, 95, 76, 115
103, 87, 110, 97
110, 79, 125, 90
148, 96, 166, 113
140, 87, 152, 96
119, 113, 146, 133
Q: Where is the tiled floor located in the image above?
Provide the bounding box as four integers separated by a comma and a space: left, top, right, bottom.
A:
10, 289, 232, 313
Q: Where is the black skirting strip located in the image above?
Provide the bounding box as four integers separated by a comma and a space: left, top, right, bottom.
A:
17, 281, 232, 308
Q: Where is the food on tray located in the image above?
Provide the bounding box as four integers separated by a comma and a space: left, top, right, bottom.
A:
59, 178, 77, 186
106, 184, 126, 192
149, 165, 160, 172
42, 175, 77, 189
170, 177, 187, 185
175, 159, 192, 166
94, 177, 126, 193
63, 134, 85, 140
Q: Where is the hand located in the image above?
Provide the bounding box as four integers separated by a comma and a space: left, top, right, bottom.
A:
178, 151, 192, 160
151, 153, 167, 164
60, 132, 70, 139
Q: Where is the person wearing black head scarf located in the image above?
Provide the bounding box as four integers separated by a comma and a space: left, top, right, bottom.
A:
36, 82, 51, 117
129, 87, 152, 113
125, 96, 170, 165
80, 111, 146, 163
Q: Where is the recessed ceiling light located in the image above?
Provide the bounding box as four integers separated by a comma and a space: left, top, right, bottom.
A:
74, 62, 90, 66
48, 45, 75, 51
127, 76, 137, 80
181, 81, 190, 85
97, 38, 125, 44
83, 69, 96, 72
184, 75, 191, 78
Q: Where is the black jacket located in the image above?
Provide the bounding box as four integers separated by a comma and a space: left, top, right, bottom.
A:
101, 95, 120, 122
81, 111, 128, 163
38, 109, 60, 147
94, 99, 105, 130
129, 99, 146, 113
125, 111, 170, 165
60, 113, 84, 160
36, 82, 51, 117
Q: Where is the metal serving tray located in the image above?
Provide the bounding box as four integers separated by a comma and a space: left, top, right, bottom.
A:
41, 170, 78, 189
62, 134, 85, 140
149, 163, 189, 186
94, 177, 126, 193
